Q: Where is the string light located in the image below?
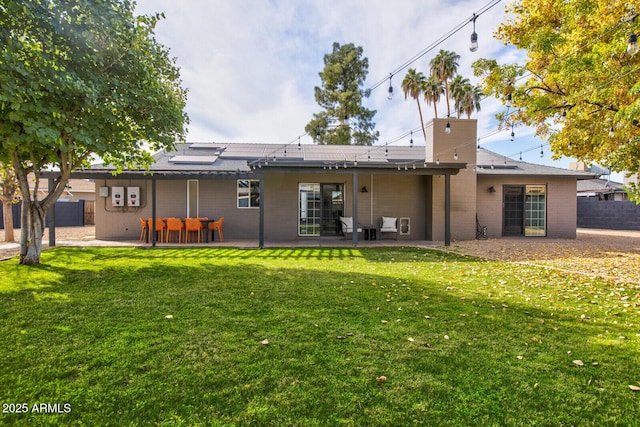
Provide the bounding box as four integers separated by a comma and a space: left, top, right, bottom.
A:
469, 13, 478, 52
409, 131, 414, 148
445, 121, 451, 134
540, 145, 544, 158
387, 74, 394, 100
510, 125, 515, 141
453, 149, 458, 160
609, 126, 615, 137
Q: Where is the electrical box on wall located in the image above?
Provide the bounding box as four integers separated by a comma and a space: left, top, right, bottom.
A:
127, 187, 140, 207
112, 186, 124, 207
99, 187, 109, 197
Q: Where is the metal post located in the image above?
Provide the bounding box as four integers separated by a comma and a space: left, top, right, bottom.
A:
48, 178, 56, 247
352, 171, 358, 246
151, 177, 157, 247
259, 177, 265, 249
444, 174, 451, 246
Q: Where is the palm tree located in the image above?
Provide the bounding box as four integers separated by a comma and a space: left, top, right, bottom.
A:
401, 68, 428, 142
450, 75, 470, 118
460, 84, 483, 119
423, 75, 444, 119
429, 50, 460, 118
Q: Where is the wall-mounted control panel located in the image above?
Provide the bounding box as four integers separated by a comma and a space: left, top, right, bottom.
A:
127, 187, 140, 207
112, 186, 124, 207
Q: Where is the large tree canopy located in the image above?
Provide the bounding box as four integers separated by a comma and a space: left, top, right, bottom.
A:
473, 0, 640, 198
305, 42, 379, 145
0, 0, 188, 264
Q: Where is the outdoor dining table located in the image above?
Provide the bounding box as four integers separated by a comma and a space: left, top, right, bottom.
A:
147, 218, 219, 243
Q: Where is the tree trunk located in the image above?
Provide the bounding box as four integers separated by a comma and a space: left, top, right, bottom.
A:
2, 200, 15, 242
19, 199, 46, 265
416, 99, 427, 143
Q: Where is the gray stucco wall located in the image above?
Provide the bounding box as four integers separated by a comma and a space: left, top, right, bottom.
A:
577, 198, 640, 230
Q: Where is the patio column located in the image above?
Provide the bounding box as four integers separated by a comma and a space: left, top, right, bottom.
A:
151, 177, 157, 248
259, 177, 264, 249
47, 178, 56, 247
352, 171, 358, 246
444, 174, 451, 246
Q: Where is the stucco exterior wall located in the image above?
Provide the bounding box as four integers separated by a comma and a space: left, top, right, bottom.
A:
262, 172, 427, 241
476, 176, 578, 238
427, 118, 478, 241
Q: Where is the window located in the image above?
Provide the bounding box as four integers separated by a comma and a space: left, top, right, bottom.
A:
237, 179, 260, 208
299, 183, 320, 236
525, 185, 546, 236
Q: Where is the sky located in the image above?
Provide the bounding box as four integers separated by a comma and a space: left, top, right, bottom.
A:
133, 0, 619, 180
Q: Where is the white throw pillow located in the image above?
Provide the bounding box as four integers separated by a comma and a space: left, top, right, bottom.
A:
382, 217, 396, 229
340, 217, 353, 229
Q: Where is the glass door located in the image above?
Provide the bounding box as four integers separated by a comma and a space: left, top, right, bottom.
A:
320, 184, 344, 236
298, 183, 344, 236
503, 186, 524, 236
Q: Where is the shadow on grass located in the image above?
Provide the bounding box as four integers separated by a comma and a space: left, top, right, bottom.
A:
0, 247, 638, 426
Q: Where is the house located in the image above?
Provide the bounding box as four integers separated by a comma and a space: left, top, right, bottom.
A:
576, 178, 628, 200
56, 118, 595, 245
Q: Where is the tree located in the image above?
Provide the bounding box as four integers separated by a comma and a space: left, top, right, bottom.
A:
451, 75, 483, 119
472, 0, 640, 200
401, 68, 428, 142
423, 75, 444, 119
305, 42, 379, 145
429, 50, 461, 117
0, 164, 19, 242
0, 0, 188, 264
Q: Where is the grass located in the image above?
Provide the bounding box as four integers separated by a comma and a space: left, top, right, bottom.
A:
0, 246, 639, 426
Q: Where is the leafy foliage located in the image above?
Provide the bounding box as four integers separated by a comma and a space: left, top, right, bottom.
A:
0, 0, 188, 263
305, 42, 379, 145
473, 0, 640, 196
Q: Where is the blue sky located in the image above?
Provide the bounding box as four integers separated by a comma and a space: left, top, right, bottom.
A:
134, 0, 619, 180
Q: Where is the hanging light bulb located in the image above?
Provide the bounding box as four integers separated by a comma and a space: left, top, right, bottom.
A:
609, 126, 615, 137
298, 137, 301, 150
477, 138, 481, 150
409, 131, 414, 148
628, 33, 639, 55
568, 141, 572, 150
387, 74, 394, 100
385, 144, 388, 157
510, 125, 515, 141
505, 93, 512, 108
445, 121, 451, 134
519, 152, 522, 161
540, 145, 544, 158
453, 149, 458, 160
436, 156, 440, 165
469, 13, 478, 52
283, 146, 287, 157
354, 158, 358, 167
367, 151, 371, 160
412, 163, 416, 170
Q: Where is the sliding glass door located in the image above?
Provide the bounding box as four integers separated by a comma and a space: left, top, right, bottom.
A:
299, 183, 344, 236
503, 185, 546, 236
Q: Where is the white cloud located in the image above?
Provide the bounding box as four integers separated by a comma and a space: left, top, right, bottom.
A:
134, 0, 610, 177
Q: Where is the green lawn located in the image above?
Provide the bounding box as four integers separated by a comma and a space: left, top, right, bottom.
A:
1, 247, 639, 426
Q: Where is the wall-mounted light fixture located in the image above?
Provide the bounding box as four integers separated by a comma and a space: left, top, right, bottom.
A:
361, 186, 368, 193
489, 186, 496, 193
